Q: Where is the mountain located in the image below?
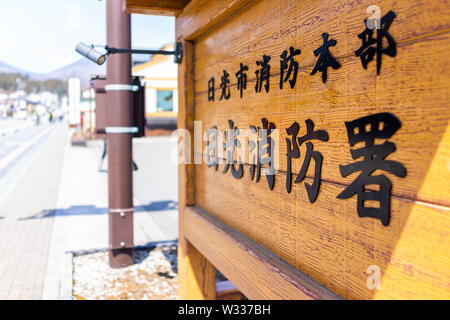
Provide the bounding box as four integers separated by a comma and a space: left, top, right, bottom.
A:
0, 59, 106, 88
0, 61, 46, 80
0, 55, 150, 89
46, 59, 106, 87
0, 61, 23, 74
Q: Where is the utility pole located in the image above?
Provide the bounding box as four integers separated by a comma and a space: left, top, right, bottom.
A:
106, 0, 134, 268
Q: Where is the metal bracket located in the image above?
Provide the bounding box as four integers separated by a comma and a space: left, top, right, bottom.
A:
173, 42, 183, 64
104, 84, 139, 92
109, 208, 134, 215
105, 127, 139, 134
104, 41, 183, 64
109, 208, 134, 249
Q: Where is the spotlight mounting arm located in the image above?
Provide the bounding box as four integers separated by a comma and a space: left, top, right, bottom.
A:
75, 42, 183, 65
105, 42, 183, 64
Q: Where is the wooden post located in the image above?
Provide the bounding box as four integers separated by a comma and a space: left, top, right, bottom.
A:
177, 39, 216, 299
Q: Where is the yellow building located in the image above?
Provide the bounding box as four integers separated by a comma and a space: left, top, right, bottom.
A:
132, 43, 177, 131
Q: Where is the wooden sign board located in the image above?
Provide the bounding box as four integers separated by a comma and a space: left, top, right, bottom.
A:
171, 0, 450, 299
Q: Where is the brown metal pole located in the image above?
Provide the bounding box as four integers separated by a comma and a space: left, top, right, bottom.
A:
106, 0, 134, 268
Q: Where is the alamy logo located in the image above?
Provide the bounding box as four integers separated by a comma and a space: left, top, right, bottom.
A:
366, 265, 381, 289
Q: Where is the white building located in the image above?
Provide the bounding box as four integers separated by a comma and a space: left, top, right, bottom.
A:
68, 77, 81, 126
81, 88, 95, 112
38, 91, 59, 108
28, 91, 58, 107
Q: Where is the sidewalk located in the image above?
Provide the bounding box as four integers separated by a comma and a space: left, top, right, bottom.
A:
42, 135, 178, 299
0, 124, 178, 299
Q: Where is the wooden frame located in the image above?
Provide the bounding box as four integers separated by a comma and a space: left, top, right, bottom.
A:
174, 0, 450, 300
184, 206, 340, 299
176, 0, 341, 300
216, 281, 242, 300
177, 39, 216, 300
123, 0, 190, 16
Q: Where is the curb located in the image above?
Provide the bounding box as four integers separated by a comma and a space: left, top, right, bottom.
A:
61, 252, 74, 300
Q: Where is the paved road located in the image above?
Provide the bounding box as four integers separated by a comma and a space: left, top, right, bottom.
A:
0, 119, 34, 137
0, 123, 58, 202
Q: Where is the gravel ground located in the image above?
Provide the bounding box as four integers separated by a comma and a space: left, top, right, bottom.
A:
73, 243, 178, 300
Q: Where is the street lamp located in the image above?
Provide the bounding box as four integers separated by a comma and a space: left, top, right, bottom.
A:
75, 42, 183, 65
76, 20, 183, 267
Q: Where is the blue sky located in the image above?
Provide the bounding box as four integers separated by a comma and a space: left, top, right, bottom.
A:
0, 0, 175, 74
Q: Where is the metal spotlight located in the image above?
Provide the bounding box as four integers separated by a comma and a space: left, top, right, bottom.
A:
75, 42, 107, 65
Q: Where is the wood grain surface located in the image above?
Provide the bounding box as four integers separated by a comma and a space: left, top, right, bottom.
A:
176, 0, 254, 40
184, 206, 341, 299
176, 0, 450, 299
194, 31, 450, 205
177, 40, 217, 300
124, 0, 189, 16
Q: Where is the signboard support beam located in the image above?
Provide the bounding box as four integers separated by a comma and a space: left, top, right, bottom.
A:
177, 39, 217, 299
